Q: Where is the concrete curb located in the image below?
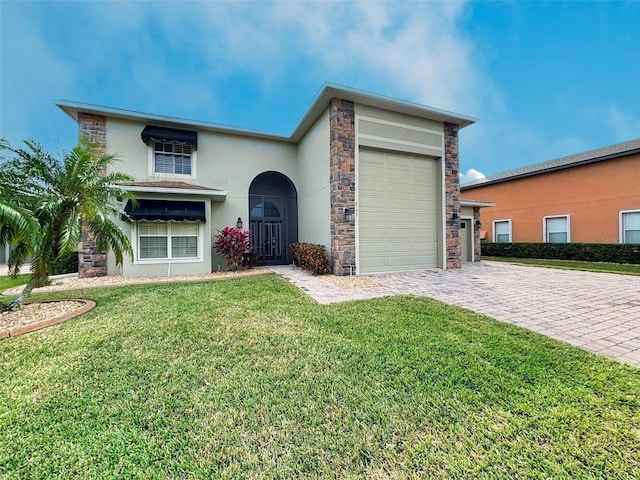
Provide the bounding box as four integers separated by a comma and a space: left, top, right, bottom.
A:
0, 299, 97, 340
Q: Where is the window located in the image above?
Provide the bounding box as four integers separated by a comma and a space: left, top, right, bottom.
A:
544, 215, 570, 243
137, 221, 200, 261
493, 219, 512, 243
153, 141, 192, 175
621, 210, 640, 244
250, 201, 281, 218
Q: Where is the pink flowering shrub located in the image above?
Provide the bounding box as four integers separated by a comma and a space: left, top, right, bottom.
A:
214, 226, 251, 271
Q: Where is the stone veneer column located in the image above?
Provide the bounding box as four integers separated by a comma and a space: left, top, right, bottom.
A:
444, 122, 461, 269
77, 112, 108, 278
329, 99, 356, 276
473, 208, 482, 262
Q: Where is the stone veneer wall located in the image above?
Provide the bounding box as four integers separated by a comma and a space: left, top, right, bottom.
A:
473, 207, 482, 262
329, 99, 356, 276
77, 112, 108, 278
444, 122, 462, 269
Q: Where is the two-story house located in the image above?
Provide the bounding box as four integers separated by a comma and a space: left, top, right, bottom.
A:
57, 84, 488, 277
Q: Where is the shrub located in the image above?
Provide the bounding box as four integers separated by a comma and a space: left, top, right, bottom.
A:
289, 242, 331, 275
51, 251, 79, 275
214, 227, 251, 271
482, 242, 640, 264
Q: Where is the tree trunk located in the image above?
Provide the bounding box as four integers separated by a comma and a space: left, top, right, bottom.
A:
7, 276, 39, 310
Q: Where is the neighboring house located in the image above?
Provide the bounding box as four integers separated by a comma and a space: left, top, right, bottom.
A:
461, 139, 640, 244
57, 83, 489, 278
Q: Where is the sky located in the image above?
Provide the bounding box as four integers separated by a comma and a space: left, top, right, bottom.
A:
1, 0, 639, 184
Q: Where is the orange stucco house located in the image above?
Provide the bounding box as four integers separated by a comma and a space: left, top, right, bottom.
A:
461, 139, 640, 244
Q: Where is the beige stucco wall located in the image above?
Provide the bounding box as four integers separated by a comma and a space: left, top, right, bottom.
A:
461, 206, 474, 217
106, 193, 213, 277
355, 104, 444, 157
105, 118, 298, 275
296, 107, 330, 250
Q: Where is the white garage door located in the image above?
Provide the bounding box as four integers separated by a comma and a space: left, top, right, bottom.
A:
358, 149, 439, 274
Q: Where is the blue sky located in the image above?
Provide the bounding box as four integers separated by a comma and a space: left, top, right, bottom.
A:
1, 1, 639, 182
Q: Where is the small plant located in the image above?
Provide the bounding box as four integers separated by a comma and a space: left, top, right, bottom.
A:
290, 242, 330, 275
214, 226, 251, 271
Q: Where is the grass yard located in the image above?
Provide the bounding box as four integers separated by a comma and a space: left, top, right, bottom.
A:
0, 273, 30, 293
484, 256, 640, 276
1, 274, 639, 478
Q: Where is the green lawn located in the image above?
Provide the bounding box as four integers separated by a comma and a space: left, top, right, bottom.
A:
484, 256, 640, 276
1, 275, 639, 478
0, 273, 30, 293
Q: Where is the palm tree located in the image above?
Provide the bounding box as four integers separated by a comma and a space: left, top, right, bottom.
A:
0, 138, 135, 310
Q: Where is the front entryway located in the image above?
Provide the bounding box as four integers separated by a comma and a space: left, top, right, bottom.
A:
249, 172, 298, 265
461, 219, 472, 261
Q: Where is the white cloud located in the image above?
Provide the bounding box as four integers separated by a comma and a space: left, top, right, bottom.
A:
460, 168, 487, 185
175, 1, 481, 112
604, 106, 640, 142
2, 0, 489, 151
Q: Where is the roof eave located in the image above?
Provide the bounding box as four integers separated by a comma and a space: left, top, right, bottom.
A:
57, 84, 477, 145
290, 82, 477, 141
460, 199, 495, 208
56, 100, 291, 143
462, 145, 640, 190
122, 184, 228, 201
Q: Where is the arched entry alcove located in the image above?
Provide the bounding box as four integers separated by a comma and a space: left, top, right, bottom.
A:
249, 172, 298, 265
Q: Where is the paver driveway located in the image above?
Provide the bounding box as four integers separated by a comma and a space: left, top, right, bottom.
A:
270, 262, 640, 367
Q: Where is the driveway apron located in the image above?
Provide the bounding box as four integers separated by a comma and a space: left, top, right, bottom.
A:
270, 262, 640, 368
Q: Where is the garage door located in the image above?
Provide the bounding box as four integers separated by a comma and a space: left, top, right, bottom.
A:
358, 149, 439, 274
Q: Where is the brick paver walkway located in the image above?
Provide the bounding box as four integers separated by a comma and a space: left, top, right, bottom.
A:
270, 262, 640, 367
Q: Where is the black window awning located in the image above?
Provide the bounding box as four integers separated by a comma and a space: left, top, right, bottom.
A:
124, 200, 205, 222
141, 125, 197, 149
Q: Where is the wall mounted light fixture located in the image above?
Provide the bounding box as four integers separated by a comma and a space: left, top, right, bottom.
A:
344, 208, 354, 223
236, 217, 243, 229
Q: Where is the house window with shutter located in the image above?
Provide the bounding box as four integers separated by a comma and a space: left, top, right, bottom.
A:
141, 125, 197, 178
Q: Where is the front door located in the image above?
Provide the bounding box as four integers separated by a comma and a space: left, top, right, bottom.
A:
461, 219, 472, 261
249, 195, 288, 265
250, 218, 283, 263
248, 172, 298, 265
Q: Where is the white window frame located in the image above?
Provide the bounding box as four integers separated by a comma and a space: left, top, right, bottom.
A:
543, 215, 570, 243
132, 221, 204, 264
148, 140, 197, 179
620, 209, 640, 244
492, 219, 512, 243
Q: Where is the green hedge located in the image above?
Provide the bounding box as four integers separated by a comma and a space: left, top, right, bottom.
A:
482, 242, 640, 264
51, 251, 79, 275
289, 242, 331, 275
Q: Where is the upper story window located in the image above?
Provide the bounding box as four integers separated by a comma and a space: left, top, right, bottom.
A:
620, 210, 640, 244
141, 125, 197, 178
154, 141, 192, 175
543, 215, 570, 243
493, 219, 512, 243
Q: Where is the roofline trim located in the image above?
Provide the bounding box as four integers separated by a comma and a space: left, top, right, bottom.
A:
290, 82, 476, 141
460, 199, 495, 208
56, 100, 290, 143
121, 184, 228, 199
460, 142, 640, 191
57, 83, 477, 144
